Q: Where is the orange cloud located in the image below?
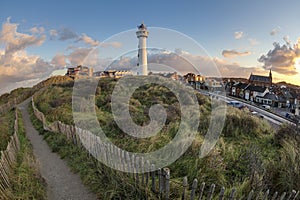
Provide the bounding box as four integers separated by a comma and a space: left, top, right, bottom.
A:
258, 39, 300, 75
222, 50, 251, 58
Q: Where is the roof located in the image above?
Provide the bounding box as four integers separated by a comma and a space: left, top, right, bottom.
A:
263, 93, 279, 101
290, 91, 298, 99
234, 82, 249, 89
245, 85, 268, 93
138, 23, 146, 29
281, 90, 293, 99
249, 74, 271, 83
260, 92, 287, 102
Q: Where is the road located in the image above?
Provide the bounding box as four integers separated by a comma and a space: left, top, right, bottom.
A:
199, 90, 296, 127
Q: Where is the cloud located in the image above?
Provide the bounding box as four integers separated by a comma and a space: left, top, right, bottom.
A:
56, 27, 77, 41
49, 29, 58, 39
258, 39, 300, 75
248, 38, 259, 46
100, 41, 122, 48
30, 26, 45, 34
76, 34, 100, 46
234, 31, 243, 39
222, 50, 251, 58
0, 77, 43, 95
0, 18, 46, 56
0, 18, 61, 95
283, 35, 291, 45
270, 26, 281, 36
107, 48, 263, 78
76, 33, 122, 48
67, 47, 93, 66
51, 53, 66, 68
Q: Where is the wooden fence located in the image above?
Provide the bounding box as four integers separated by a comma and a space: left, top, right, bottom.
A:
0, 96, 24, 115
31, 98, 300, 200
0, 110, 20, 199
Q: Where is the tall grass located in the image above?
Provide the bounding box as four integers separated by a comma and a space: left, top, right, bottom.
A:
9, 110, 47, 199
28, 103, 157, 199
0, 110, 14, 151
32, 76, 300, 196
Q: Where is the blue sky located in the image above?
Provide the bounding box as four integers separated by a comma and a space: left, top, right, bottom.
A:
0, 0, 300, 94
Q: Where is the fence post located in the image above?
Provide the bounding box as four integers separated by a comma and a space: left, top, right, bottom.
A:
120, 149, 125, 172
229, 188, 236, 200
164, 168, 170, 200
105, 143, 110, 167
158, 168, 163, 195
207, 184, 215, 200
141, 157, 145, 186
262, 189, 269, 200
131, 154, 135, 179
151, 164, 156, 192
286, 190, 296, 200
292, 191, 299, 200
271, 191, 278, 200
219, 186, 225, 200
181, 176, 188, 200
279, 192, 286, 200
135, 156, 140, 184
0, 154, 10, 187
247, 190, 254, 200
125, 152, 131, 173
198, 182, 206, 200
146, 160, 150, 185
190, 178, 198, 200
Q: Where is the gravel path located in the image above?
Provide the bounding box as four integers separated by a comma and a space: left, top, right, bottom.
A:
18, 99, 97, 200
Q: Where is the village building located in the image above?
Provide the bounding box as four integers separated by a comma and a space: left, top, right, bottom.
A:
93, 70, 133, 78
248, 70, 272, 87
183, 73, 206, 90
65, 65, 93, 78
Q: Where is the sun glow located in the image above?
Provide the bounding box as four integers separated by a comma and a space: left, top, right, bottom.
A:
295, 57, 300, 74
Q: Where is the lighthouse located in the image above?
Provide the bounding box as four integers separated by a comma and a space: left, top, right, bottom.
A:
136, 22, 149, 76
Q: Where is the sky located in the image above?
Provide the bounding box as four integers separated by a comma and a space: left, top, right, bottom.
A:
1, 0, 300, 94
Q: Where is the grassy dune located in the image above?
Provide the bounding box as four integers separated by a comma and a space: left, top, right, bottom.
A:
32, 76, 300, 196
0, 110, 14, 151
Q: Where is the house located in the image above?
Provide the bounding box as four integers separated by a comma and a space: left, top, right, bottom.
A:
224, 80, 235, 94
244, 85, 269, 102
163, 72, 180, 81
248, 70, 272, 87
273, 86, 298, 108
295, 95, 300, 116
205, 78, 223, 92
184, 73, 205, 82
93, 70, 132, 78
256, 92, 286, 107
66, 65, 93, 78
115, 70, 133, 78
183, 73, 206, 89
231, 82, 249, 98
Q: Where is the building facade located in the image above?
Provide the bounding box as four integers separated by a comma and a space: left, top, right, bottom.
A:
66, 65, 93, 78
248, 70, 272, 87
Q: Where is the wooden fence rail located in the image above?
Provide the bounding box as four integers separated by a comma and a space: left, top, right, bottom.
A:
0, 96, 25, 115
0, 110, 20, 199
31, 98, 300, 200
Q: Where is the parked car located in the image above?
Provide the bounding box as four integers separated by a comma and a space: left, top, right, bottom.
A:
251, 111, 264, 118
262, 105, 271, 110
228, 101, 245, 109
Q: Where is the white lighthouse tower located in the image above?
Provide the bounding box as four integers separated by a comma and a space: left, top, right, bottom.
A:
136, 22, 149, 76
